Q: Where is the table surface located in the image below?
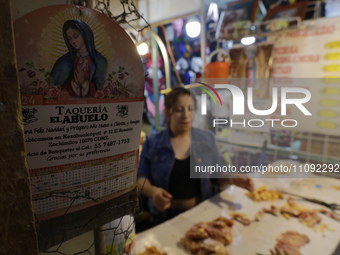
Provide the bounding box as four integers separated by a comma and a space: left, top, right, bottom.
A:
135, 174, 340, 255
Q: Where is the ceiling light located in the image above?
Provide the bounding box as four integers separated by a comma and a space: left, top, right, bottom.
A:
186, 19, 201, 38
137, 42, 149, 55
241, 36, 256, 46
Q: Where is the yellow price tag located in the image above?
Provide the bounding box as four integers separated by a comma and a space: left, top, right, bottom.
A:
318, 110, 339, 118
324, 52, 340, 60
325, 41, 340, 49
322, 76, 340, 84
320, 87, 340, 95
323, 64, 340, 72
317, 121, 337, 129
319, 99, 340, 106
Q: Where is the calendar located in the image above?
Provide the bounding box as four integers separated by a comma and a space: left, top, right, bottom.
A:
31, 151, 138, 218
14, 5, 145, 220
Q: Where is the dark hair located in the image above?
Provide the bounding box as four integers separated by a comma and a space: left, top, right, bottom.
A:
63, 20, 95, 60
165, 86, 197, 112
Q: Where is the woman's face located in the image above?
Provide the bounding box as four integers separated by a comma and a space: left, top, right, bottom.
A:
66, 28, 86, 54
168, 94, 196, 134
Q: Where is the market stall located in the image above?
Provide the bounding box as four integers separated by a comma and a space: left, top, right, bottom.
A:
4, 0, 340, 254
135, 4, 340, 255
136, 174, 340, 255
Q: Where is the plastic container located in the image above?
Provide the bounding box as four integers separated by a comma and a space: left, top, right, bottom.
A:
105, 215, 136, 255
205, 62, 230, 78
205, 48, 230, 78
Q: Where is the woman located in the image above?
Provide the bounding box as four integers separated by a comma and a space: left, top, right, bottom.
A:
51, 20, 107, 97
137, 87, 254, 225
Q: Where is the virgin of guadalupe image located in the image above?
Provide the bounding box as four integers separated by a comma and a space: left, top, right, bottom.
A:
51, 20, 107, 97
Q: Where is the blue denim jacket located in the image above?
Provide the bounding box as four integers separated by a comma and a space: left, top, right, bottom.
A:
137, 127, 226, 221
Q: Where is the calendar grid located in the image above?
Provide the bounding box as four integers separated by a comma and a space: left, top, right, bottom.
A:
31, 151, 137, 216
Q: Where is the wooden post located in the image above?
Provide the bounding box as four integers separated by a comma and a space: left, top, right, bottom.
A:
0, 0, 39, 254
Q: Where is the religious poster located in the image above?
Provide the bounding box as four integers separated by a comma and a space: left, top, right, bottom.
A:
14, 5, 145, 220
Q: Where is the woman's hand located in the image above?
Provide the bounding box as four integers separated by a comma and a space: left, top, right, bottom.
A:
81, 80, 89, 97
71, 80, 81, 97
137, 178, 173, 212
74, 66, 86, 85
151, 187, 173, 212
230, 177, 254, 192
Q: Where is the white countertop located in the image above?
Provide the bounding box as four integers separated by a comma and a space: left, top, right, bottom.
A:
135, 175, 340, 255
